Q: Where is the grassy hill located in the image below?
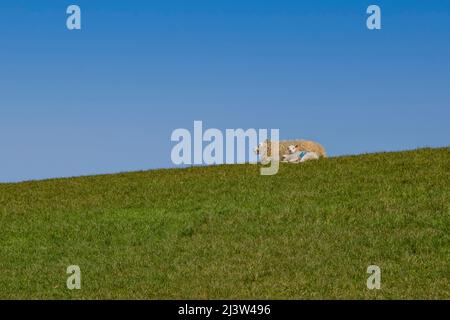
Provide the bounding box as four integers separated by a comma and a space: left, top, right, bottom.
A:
0, 147, 449, 299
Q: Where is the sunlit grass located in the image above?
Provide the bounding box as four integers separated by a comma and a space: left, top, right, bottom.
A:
0, 147, 449, 299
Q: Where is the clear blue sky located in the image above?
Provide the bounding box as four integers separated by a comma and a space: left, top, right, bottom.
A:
1, 0, 449, 182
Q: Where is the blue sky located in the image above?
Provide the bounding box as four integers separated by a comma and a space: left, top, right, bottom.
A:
1, 0, 449, 182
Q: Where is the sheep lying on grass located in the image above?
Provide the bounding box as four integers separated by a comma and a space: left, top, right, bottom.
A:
254, 139, 326, 164
282, 144, 320, 163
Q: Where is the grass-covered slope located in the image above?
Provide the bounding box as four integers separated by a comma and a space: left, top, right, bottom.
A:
0, 147, 449, 299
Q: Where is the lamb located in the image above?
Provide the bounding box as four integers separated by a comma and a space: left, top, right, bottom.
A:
254, 139, 326, 164
282, 145, 320, 163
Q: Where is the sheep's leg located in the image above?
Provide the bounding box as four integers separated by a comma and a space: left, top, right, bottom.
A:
300, 152, 319, 162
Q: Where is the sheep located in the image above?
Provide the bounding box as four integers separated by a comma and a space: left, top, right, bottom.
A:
282, 145, 321, 163
254, 139, 327, 164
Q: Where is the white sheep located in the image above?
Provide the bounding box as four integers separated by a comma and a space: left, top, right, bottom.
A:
282, 144, 320, 163
254, 139, 326, 164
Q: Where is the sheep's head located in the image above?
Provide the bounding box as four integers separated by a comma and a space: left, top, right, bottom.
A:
288, 144, 298, 154
253, 143, 262, 155
253, 142, 267, 155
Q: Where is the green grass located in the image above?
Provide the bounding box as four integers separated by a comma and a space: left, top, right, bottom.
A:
0, 147, 449, 299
